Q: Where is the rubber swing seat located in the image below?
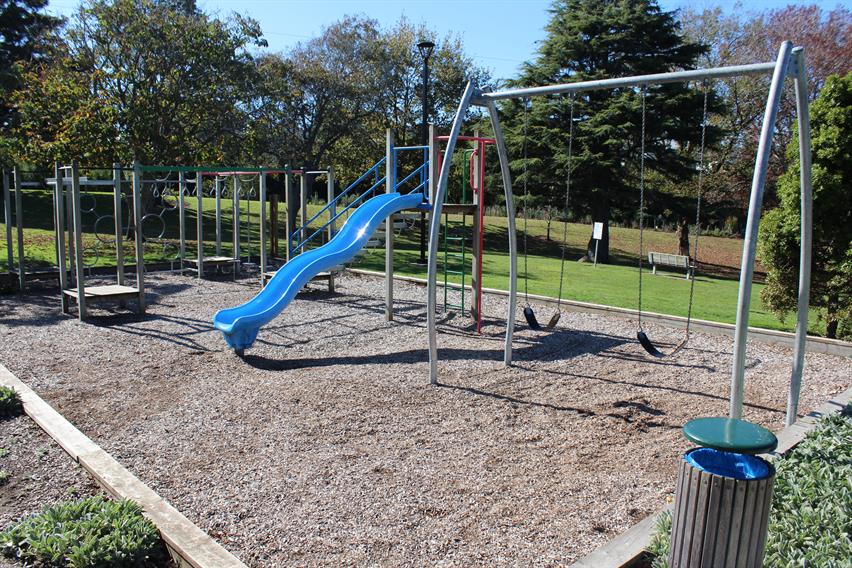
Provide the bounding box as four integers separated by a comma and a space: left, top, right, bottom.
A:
683, 417, 778, 455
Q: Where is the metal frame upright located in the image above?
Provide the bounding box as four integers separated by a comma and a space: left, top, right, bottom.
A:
55, 161, 145, 319
426, 42, 813, 427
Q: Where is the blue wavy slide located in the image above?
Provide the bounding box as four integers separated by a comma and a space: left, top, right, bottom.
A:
213, 191, 425, 354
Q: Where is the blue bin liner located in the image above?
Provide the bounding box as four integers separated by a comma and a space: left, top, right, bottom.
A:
684, 448, 771, 480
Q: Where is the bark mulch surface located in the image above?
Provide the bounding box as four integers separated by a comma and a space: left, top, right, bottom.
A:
0, 272, 848, 567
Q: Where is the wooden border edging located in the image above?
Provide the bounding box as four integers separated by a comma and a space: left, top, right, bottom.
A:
0, 363, 247, 568
569, 385, 852, 568
347, 269, 852, 357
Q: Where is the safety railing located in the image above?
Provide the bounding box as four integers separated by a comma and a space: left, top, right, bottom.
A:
289, 146, 429, 257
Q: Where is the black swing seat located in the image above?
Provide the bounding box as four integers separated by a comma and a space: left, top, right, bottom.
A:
637, 330, 688, 359
545, 311, 561, 330
524, 306, 542, 330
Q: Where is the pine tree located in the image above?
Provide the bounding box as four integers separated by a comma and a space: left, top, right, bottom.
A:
506, 0, 715, 263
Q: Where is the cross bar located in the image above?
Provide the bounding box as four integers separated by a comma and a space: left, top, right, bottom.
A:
473, 61, 780, 103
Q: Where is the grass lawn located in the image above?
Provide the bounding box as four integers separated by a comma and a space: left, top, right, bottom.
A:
1, 188, 823, 335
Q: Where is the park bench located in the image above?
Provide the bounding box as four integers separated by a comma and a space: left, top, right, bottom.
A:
648, 252, 694, 279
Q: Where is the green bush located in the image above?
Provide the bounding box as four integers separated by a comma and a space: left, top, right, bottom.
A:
0, 387, 22, 418
0, 496, 167, 567
648, 407, 852, 567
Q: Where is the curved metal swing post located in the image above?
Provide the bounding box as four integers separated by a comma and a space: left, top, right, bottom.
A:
730, 41, 794, 419
786, 46, 813, 427
485, 99, 519, 367
428, 81, 475, 384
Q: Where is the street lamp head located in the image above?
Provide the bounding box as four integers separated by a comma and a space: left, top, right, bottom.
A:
417, 40, 435, 61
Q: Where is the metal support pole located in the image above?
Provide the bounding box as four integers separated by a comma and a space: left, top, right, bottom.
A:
786, 47, 813, 426
233, 176, 241, 269
284, 172, 293, 262
13, 167, 25, 289
428, 82, 475, 383
327, 167, 335, 293
215, 177, 222, 256
299, 173, 308, 246
70, 161, 86, 320
260, 173, 267, 287
196, 172, 203, 278
178, 171, 186, 274
54, 162, 69, 313
113, 163, 125, 285
65, 169, 75, 287
132, 161, 146, 313
486, 98, 518, 368
385, 129, 395, 320
2, 169, 12, 271
730, 41, 793, 419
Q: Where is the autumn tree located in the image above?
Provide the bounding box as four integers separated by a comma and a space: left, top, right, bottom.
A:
680, 4, 852, 231
759, 73, 851, 339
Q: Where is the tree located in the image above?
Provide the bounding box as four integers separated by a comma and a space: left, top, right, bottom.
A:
759, 73, 852, 339
0, 0, 62, 164
247, 15, 489, 184
13, 0, 264, 168
505, 0, 717, 263
680, 5, 852, 229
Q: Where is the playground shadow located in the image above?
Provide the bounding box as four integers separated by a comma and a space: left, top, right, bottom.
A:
243, 326, 627, 371
516, 365, 782, 416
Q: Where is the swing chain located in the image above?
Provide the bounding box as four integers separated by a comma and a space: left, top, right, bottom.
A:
637, 85, 648, 330
556, 94, 575, 309
521, 97, 531, 306
685, 82, 710, 334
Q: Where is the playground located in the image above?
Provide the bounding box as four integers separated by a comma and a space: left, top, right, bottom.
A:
0, 271, 849, 565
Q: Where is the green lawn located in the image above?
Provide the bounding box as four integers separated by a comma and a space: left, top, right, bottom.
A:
1, 189, 822, 335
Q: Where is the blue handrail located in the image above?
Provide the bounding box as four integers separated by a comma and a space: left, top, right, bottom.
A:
395, 161, 428, 192
290, 177, 386, 254
289, 147, 428, 256
291, 158, 386, 242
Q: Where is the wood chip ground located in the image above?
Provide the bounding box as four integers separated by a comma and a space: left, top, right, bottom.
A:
0, 272, 849, 566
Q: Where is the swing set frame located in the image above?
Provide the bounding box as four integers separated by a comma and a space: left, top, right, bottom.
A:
426, 41, 813, 428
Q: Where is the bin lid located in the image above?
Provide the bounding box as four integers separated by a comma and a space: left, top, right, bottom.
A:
683, 417, 777, 455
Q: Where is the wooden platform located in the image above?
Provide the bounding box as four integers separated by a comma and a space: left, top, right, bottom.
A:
183, 256, 238, 266
442, 203, 477, 214
11, 267, 61, 280
262, 268, 344, 283
62, 285, 140, 302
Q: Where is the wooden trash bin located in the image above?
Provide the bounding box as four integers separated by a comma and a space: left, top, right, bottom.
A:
670, 416, 779, 568
668, 449, 775, 567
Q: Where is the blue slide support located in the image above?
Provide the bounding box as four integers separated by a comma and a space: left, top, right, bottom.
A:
213, 192, 425, 353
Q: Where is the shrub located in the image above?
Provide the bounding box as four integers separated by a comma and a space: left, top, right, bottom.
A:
0, 387, 22, 419
0, 496, 167, 567
647, 407, 852, 567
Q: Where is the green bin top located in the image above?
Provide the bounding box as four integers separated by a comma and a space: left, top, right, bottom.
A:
683, 417, 778, 455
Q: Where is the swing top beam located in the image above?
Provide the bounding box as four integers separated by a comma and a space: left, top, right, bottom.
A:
471, 61, 781, 103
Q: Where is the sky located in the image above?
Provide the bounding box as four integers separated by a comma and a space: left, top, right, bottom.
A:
44, 0, 850, 81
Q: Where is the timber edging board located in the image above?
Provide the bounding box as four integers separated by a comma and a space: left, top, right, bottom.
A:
347, 269, 852, 357
569, 384, 852, 568
0, 363, 247, 568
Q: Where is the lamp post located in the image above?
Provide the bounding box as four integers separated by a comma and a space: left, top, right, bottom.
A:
416, 40, 435, 266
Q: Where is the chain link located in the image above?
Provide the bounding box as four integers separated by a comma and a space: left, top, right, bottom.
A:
522, 97, 531, 305
685, 82, 710, 334
556, 95, 575, 309
637, 86, 648, 330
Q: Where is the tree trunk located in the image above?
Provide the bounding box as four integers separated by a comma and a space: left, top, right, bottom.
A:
677, 219, 690, 257
826, 295, 839, 339
587, 198, 610, 263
